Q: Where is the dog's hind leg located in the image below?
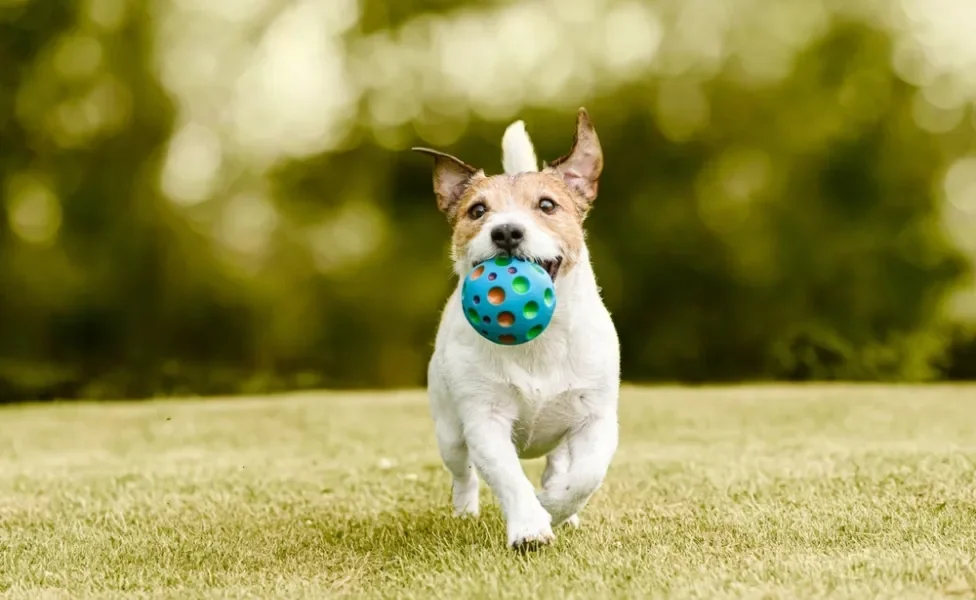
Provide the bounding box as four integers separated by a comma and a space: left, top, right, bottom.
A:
435, 419, 480, 517
538, 411, 619, 527
541, 444, 581, 528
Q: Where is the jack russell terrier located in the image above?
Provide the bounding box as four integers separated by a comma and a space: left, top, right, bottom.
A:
413, 108, 620, 550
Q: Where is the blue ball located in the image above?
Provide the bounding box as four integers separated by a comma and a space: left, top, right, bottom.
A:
460, 256, 557, 345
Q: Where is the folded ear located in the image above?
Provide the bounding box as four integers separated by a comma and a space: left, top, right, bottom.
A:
412, 147, 485, 218
545, 108, 603, 204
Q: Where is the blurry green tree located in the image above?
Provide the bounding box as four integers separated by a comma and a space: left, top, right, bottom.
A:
1, 0, 974, 401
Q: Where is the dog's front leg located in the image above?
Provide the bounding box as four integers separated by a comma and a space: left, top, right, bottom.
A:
464, 413, 554, 549
435, 418, 480, 517
538, 411, 619, 526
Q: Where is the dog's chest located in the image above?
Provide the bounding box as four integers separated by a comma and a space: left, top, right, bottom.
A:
501, 359, 589, 459
509, 387, 585, 458
494, 331, 599, 458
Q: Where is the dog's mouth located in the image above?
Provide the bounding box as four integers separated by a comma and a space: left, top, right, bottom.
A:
472, 256, 563, 281
535, 257, 563, 281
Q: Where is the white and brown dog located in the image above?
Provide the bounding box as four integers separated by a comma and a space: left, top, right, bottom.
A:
414, 109, 620, 550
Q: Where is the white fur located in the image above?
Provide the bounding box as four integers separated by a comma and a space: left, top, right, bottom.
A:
428, 121, 620, 549
501, 120, 539, 174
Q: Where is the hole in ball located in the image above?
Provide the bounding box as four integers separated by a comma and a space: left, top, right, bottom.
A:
488, 272, 497, 281
473, 295, 480, 305
471, 265, 485, 280
498, 334, 517, 345
488, 287, 505, 305
467, 308, 479, 324
497, 312, 515, 327
507, 266, 517, 274
544, 288, 554, 307
512, 276, 530, 294
527, 325, 544, 340
482, 316, 491, 324
523, 301, 539, 319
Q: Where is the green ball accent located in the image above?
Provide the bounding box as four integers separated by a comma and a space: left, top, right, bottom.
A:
512, 276, 530, 294
493, 256, 512, 267
527, 324, 544, 340
467, 308, 479, 324
523, 301, 539, 319
544, 288, 554, 307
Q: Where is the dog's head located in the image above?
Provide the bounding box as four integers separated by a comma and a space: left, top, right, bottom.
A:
414, 109, 603, 281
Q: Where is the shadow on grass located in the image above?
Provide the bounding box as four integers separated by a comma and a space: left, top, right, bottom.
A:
312, 507, 508, 558
263, 504, 592, 574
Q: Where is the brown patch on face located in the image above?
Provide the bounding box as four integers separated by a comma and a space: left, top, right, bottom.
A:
448, 176, 500, 259
449, 173, 587, 274
509, 173, 586, 273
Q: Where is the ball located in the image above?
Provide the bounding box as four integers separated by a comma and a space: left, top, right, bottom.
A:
460, 256, 557, 345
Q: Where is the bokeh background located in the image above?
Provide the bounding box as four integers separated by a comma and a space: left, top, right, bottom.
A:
2, 0, 975, 402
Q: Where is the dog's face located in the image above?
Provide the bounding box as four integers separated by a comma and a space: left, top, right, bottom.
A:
415, 109, 603, 281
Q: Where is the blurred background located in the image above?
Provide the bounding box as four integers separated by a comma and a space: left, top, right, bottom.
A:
1, 0, 975, 402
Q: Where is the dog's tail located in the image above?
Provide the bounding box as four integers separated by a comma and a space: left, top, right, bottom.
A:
501, 120, 539, 174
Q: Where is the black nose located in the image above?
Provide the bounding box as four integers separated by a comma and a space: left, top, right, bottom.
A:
490, 223, 524, 252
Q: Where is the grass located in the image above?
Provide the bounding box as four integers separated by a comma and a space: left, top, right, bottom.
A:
2, 385, 976, 599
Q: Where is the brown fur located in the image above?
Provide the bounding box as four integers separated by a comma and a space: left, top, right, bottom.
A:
448, 174, 586, 270
414, 108, 604, 275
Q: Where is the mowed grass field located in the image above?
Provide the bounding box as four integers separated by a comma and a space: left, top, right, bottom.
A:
2, 386, 976, 599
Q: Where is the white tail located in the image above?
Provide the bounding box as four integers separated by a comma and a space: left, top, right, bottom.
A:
501, 120, 539, 174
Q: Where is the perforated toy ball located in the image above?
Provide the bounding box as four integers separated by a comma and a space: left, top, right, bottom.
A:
460, 256, 557, 345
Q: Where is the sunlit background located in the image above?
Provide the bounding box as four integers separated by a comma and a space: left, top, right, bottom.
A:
2, 0, 975, 401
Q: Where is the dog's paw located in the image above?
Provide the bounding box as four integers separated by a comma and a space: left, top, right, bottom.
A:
453, 505, 479, 518
509, 527, 555, 551
452, 481, 479, 518
507, 510, 555, 550
563, 514, 581, 529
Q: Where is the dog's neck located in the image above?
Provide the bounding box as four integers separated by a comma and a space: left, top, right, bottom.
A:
550, 244, 600, 317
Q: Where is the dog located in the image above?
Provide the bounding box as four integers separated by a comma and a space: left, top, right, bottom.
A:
413, 108, 620, 550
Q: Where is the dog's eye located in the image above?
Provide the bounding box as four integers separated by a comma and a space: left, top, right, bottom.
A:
538, 197, 557, 214
468, 203, 487, 220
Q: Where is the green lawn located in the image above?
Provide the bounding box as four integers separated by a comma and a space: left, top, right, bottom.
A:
2, 385, 976, 599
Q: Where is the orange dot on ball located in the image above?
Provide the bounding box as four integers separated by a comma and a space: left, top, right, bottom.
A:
488, 287, 505, 305
497, 311, 515, 327
471, 265, 485, 280
498, 334, 517, 344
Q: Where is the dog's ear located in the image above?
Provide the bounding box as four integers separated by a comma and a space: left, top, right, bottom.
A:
412, 148, 485, 218
545, 108, 603, 204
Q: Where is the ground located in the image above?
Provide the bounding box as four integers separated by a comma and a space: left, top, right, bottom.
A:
1, 385, 976, 599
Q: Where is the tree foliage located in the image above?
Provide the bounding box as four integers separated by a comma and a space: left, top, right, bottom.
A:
1, 0, 974, 401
